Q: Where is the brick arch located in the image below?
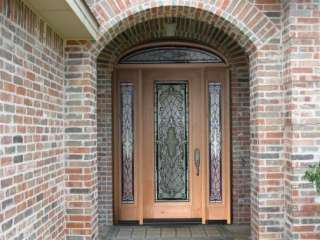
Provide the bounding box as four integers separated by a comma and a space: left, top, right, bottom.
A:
96, 16, 251, 230
98, 17, 247, 66
89, 1, 280, 57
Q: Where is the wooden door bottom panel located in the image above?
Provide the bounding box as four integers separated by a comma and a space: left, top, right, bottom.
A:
144, 205, 202, 219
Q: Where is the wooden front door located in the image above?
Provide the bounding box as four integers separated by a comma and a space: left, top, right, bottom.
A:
113, 65, 230, 224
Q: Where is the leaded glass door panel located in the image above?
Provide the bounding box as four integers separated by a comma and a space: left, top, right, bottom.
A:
142, 68, 204, 220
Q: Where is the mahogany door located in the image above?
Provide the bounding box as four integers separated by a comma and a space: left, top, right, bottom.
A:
142, 68, 204, 220
113, 66, 230, 224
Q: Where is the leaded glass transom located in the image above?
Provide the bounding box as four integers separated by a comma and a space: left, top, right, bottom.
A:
120, 83, 134, 203
208, 82, 222, 202
119, 46, 225, 64
155, 81, 189, 201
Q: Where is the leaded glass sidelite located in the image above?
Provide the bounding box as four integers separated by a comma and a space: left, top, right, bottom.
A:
119, 46, 225, 64
155, 81, 189, 201
120, 83, 134, 203
208, 82, 222, 202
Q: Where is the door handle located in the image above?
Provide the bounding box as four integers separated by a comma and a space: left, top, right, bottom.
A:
194, 148, 200, 176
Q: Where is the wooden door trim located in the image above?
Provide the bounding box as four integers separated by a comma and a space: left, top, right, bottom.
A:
113, 70, 141, 222
204, 67, 231, 223
137, 70, 144, 224
224, 70, 231, 224
115, 63, 229, 70
112, 70, 119, 223
201, 67, 207, 224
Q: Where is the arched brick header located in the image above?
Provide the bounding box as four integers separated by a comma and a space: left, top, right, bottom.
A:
87, 1, 280, 57
97, 17, 248, 67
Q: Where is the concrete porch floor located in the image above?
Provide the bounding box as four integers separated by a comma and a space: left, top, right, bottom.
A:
105, 224, 251, 240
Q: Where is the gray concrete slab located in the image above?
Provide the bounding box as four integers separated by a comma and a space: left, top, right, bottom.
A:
105, 224, 250, 240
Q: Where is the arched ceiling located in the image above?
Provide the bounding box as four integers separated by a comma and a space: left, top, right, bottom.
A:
98, 17, 248, 67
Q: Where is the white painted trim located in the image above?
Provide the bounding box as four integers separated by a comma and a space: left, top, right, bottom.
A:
65, 0, 99, 39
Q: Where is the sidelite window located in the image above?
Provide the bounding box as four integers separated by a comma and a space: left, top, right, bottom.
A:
154, 81, 189, 201
208, 82, 222, 202
120, 83, 134, 203
119, 46, 225, 64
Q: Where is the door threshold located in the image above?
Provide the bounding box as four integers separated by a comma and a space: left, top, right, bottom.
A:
117, 219, 228, 226
143, 218, 202, 225
117, 219, 202, 226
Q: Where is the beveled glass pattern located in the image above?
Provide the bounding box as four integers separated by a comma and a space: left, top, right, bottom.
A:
120, 46, 224, 64
208, 82, 222, 202
155, 82, 189, 201
120, 83, 134, 203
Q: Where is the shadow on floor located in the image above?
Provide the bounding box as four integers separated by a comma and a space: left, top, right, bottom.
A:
104, 224, 251, 240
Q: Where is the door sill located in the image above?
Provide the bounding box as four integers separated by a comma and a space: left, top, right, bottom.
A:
117, 219, 228, 226
143, 218, 202, 225
117, 220, 140, 225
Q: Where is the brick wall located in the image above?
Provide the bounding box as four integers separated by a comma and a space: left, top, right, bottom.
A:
282, 1, 320, 239
249, 36, 285, 240
230, 51, 251, 224
249, 0, 282, 28
0, 0, 65, 239
64, 40, 99, 239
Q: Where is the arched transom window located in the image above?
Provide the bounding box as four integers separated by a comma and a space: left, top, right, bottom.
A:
119, 46, 225, 64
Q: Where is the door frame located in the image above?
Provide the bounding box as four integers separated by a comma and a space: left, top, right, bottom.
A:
112, 42, 231, 224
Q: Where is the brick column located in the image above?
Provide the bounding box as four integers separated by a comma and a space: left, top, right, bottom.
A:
97, 58, 113, 234
64, 41, 98, 239
282, 1, 320, 239
249, 37, 285, 239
